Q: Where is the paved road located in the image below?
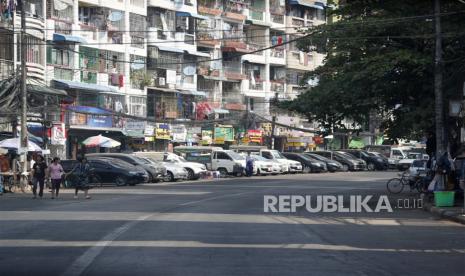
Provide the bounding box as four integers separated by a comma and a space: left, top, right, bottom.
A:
0, 171, 464, 276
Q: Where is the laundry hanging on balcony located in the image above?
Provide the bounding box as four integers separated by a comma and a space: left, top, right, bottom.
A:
271, 36, 284, 46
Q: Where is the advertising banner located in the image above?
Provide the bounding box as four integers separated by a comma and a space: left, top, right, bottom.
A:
155, 123, 171, 140
201, 130, 213, 145
171, 125, 187, 143
51, 123, 66, 145
214, 126, 234, 144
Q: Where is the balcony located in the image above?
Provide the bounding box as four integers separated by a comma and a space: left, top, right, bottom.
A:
53, 20, 72, 35
270, 13, 284, 25
223, 61, 247, 80
109, 73, 125, 88
0, 59, 14, 80
223, 0, 247, 21
270, 81, 285, 93
198, 0, 223, 16
249, 80, 264, 91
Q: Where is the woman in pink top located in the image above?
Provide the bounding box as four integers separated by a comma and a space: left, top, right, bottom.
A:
48, 157, 64, 199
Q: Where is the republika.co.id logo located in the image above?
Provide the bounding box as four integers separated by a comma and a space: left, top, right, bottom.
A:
264, 195, 398, 213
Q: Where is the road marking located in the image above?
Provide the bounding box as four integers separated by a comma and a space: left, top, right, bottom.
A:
60, 190, 255, 276
2, 239, 464, 254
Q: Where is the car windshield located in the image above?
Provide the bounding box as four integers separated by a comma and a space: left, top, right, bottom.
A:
252, 155, 268, 161
271, 150, 285, 159
335, 152, 357, 160
306, 153, 328, 162
133, 156, 151, 164
226, 151, 245, 160
100, 158, 132, 169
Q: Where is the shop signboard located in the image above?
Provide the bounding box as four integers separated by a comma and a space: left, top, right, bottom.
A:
171, 125, 187, 143
247, 129, 263, 144
155, 123, 171, 140
214, 126, 234, 144
51, 123, 66, 145
201, 130, 213, 145
67, 106, 113, 128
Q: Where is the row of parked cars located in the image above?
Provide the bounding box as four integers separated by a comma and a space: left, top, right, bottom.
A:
60, 146, 393, 186
61, 152, 208, 186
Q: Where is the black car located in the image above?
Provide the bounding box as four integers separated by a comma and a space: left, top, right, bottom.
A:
303, 152, 343, 172
61, 158, 149, 186
312, 151, 366, 171
340, 149, 388, 171
86, 153, 166, 182
282, 152, 327, 173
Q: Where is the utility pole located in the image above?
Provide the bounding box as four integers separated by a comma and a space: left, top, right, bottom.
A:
270, 92, 278, 150
20, 0, 28, 174
434, 0, 445, 157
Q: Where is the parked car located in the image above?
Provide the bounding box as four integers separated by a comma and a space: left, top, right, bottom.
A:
397, 152, 429, 171
133, 151, 207, 180
86, 153, 166, 182
230, 146, 301, 173
282, 152, 327, 173
340, 149, 388, 171
174, 146, 245, 177
408, 159, 428, 182
139, 157, 188, 182
364, 145, 408, 168
249, 155, 281, 175
312, 151, 366, 171
303, 152, 343, 172
61, 158, 149, 186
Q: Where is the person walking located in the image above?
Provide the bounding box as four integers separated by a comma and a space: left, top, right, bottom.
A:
68, 157, 91, 199
245, 153, 254, 177
48, 157, 64, 199
31, 155, 48, 199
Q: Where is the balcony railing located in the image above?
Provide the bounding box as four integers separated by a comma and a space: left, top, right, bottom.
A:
131, 36, 145, 49
223, 61, 245, 79
270, 81, 285, 93
0, 59, 14, 80
291, 17, 305, 27
249, 9, 264, 21
184, 34, 195, 45
54, 20, 72, 35
247, 43, 264, 56
270, 47, 285, 58
54, 67, 73, 81
249, 80, 263, 90
271, 13, 284, 24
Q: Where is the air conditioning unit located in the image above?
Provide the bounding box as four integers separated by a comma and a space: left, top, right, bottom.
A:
158, 77, 166, 86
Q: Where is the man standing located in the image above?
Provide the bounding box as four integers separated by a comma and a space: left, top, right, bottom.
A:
31, 155, 47, 199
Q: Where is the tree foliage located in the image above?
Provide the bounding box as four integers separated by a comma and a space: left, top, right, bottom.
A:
282, 0, 465, 140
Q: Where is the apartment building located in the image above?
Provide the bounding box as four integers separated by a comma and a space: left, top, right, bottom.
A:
0, 0, 46, 81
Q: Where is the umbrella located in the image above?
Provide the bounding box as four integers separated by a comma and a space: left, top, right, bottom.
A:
0, 138, 42, 152
82, 135, 121, 148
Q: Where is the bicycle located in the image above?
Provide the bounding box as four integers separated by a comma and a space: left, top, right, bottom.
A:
386, 171, 428, 194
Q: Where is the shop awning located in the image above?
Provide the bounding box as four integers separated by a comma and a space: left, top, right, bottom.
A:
52, 79, 119, 93
147, 87, 179, 93
245, 19, 272, 27
179, 90, 207, 97
289, 0, 325, 10
27, 84, 67, 96
175, 11, 209, 20
213, 108, 230, 114
53, 33, 87, 44
157, 46, 184, 54
200, 75, 227, 81
184, 50, 211, 57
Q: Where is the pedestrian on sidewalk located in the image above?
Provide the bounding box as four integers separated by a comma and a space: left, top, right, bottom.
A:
31, 155, 48, 199
245, 153, 254, 177
48, 157, 64, 199
68, 157, 91, 199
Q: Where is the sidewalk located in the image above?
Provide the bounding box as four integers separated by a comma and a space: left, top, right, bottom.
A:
423, 195, 465, 225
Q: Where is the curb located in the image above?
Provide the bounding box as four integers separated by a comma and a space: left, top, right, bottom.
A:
423, 203, 465, 225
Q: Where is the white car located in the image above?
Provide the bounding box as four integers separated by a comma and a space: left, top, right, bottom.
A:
260, 150, 302, 173
397, 152, 429, 171
250, 155, 281, 175
140, 157, 188, 182
134, 152, 207, 180
407, 159, 428, 182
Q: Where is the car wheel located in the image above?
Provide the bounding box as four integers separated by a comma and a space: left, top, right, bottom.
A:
367, 163, 376, 171
167, 171, 175, 182
185, 168, 195, 180
115, 176, 126, 186
303, 166, 312, 173
218, 168, 228, 178
342, 164, 349, 172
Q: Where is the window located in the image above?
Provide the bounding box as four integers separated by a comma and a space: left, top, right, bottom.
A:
18, 35, 43, 65
262, 151, 272, 159
47, 46, 73, 67
148, 8, 175, 39
129, 96, 147, 117
216, 152, 230, 160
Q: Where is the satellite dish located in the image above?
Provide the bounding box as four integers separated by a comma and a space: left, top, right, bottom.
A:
183, 66, 196, 76
108, 11, 123, 22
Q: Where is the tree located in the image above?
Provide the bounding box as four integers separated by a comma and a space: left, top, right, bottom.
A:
281, 0, 465, 141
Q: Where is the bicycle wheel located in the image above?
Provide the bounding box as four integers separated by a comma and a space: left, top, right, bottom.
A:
387, 178, 404, 194
415, 179, 428, 193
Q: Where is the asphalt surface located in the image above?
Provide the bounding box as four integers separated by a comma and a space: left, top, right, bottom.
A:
0, 171, 464, 276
